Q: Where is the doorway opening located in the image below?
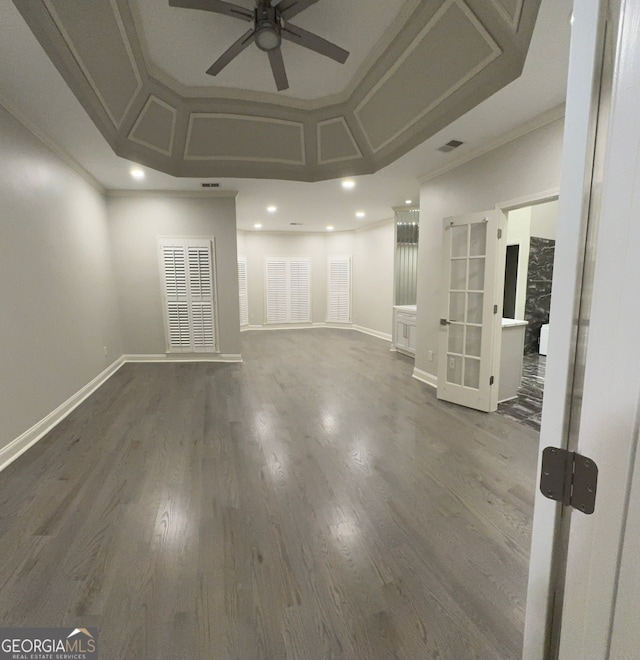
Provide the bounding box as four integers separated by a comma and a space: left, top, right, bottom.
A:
497, 197, 559, 430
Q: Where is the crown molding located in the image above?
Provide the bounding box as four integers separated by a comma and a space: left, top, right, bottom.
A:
0, 98, 106, 195
106, 189, 238, 198
418, 103, 565, 184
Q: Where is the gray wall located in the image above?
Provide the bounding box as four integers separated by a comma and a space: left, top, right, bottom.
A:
239, 221, 394, 336
108, 194, 241, 356
415, 117, 564, 376
0, 106, 123, 450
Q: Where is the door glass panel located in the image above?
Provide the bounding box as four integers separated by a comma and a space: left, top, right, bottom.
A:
451, 225, 468, 258
447, 354, 462, 385
450, 292, 465, 322
468, 258, 485, 290
448, 323, 464, 354
469, 222, 487, 256
467, 293, 483, 323
464, 358, 480, 389
450, 260, 467, 290
465, 325, 482, 357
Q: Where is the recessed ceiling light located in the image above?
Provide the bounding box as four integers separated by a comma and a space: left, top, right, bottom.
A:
405, 200, 413, 205
356, 211, 365, 218
130, 166, 145, 181
326, 225, 334, 231
341, 180, 355, 190
254, 223, 263, 229
267, 205, 277, 213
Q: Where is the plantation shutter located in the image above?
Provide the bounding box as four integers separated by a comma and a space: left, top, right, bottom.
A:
238, 257, 249, 327
288, 258, 311, 323
266, 258, 288, 323
159, 238, 217, 353
265, 257, 311, 324
327, 256, 351, 323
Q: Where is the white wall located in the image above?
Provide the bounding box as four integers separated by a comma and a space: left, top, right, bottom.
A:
0, 105, 123, 450
108, 194, 241, 356
415, 116, 564, 376
530, 199, 558, 239
239, 220, 394, 337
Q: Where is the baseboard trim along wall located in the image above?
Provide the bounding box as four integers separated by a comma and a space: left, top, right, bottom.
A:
241, 323, 392, 342
412, 367, 438, 389
0, 356, 126, 473
123, 354, 243, 363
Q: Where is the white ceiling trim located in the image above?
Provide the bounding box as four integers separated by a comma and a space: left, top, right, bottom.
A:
353, 0, 502, 154
127, 94, 177, 157
43, 0, 142, 129
106, 189, 238, 198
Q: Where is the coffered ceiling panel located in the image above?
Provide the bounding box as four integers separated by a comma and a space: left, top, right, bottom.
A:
317, 118, 362, 165
13, 0, 543, 181
491, 0, 524, 30
43, 0, 142, 128
354, 0, 500, 153
128, 94, 176, 156
184, 114, 305, 164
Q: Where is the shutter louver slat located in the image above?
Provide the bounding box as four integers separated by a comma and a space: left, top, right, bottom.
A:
266, 259, 288, 323
265, 257, 311, 324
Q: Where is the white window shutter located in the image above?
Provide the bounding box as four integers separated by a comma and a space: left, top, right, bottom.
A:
238, 257, 249, 327
187, 240, 215, 352
159, 238, 217, 353
288, 258, 311, 323
328, 256, 351, 323
266, 258, 288, 323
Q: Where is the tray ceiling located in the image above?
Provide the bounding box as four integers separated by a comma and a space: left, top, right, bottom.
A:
13, 0, 541, 182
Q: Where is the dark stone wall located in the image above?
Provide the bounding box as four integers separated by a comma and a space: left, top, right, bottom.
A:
524, 237, 555, 353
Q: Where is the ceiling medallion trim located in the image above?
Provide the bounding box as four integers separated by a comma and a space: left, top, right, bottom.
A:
317, 117, 363, 165
183, 113, 306, 165
42, 0, 143, 129
353, 0, 502, 154
127, 94, 177, 157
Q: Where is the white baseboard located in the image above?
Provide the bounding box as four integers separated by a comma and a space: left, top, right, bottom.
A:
124, 353, 243, 363
241, 322, 392, 342
352, 325, 392, 342
0, 356, 125, 473
412, 367, 438, 389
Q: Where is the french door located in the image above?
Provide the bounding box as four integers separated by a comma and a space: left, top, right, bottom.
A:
437, 210, 506, 412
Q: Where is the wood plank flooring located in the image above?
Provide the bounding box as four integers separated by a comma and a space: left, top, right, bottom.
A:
0, 329, 538, 659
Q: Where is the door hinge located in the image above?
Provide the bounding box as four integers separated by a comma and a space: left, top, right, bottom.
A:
540, 447, 599, 514
489, 376, 494, 385
498, 228, 503, 239
494, 304, 498, 314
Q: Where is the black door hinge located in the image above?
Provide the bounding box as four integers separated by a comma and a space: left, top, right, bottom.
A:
540, 447, 598, 514
489, 376, 494, 385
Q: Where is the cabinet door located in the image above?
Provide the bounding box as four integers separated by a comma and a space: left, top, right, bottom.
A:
407, 323, 417, 352
395, 320, 408, 349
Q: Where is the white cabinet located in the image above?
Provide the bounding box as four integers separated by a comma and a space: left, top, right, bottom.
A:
393, 305, 417, 356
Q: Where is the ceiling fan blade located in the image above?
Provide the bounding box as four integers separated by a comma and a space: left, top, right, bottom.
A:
207, 29, 256, 76
276, 0, 320, 21
169, 0, 253, 22
282, 23, 349, 63
268, 47, 289, 91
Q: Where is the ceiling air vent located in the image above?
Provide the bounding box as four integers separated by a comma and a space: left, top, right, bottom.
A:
437, 139, 464, 153
201, 182, 220, 188
290, 222, 303, 226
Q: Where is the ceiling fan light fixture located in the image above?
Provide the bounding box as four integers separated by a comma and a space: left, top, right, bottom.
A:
255, 21, 281, 52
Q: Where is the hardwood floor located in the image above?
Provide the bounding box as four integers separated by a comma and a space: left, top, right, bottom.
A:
0, 329, 538, 659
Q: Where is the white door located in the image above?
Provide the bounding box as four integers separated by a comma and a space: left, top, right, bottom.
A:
437, 210, 506, 412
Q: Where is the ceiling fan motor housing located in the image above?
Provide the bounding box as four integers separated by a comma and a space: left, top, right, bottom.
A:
255, 6, 281, 51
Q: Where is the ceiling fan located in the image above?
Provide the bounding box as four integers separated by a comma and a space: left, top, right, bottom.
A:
168, 0, 350, 91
